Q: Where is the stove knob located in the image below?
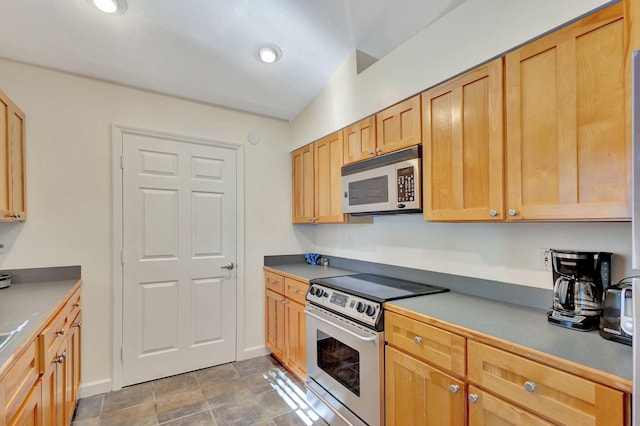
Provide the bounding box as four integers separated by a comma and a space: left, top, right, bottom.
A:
356, 302, 365, 313
366, 305, 376, 317
309, 287, 317, 296
322, 290, 329, 298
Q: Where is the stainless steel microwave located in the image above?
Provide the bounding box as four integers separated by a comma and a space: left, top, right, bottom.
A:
341, 146, 422, 215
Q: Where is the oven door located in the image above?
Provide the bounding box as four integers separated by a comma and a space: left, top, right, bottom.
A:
305, 304, 384, 426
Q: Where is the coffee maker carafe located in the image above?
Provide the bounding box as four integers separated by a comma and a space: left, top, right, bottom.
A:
547, 250, 612, 331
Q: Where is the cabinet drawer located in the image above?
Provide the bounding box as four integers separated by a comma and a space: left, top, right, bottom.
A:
265, 271, 285, 295
39, 302, 71, 369
468, 385, 553, 425
68, 286, 81, 321
467, 340, 624, 425
284, 278, 308, 305
3, 338, 39, 423
385, 311, 465, 376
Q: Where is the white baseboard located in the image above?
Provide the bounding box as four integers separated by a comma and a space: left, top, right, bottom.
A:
241, 345, 269, 360
79, 378, 112, 398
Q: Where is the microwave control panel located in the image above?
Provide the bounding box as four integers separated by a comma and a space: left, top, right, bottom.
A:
397, 166, 415, 202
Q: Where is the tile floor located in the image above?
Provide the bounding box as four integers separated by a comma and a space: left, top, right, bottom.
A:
71, 355, 328, 426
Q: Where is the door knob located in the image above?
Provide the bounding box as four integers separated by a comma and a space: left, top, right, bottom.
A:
220, 262, 235, 270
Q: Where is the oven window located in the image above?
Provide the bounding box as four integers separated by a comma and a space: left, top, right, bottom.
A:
348, 176, 388, 206
316, 330, 360, 396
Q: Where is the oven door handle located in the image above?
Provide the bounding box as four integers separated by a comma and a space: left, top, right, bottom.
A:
305, 309, 377, 342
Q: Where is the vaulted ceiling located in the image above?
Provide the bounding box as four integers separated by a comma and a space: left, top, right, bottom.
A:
0, 0, 466, 120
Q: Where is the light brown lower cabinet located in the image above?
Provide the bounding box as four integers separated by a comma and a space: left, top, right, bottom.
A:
384, 309, 629, 425
467, 385, 552, 426
264, 270, 307, 380
0, 283, 81, 426
385, 345, 465, 426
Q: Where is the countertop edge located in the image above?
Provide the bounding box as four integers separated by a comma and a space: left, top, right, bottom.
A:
385, 300, 632, 394
0, 279, 82, 379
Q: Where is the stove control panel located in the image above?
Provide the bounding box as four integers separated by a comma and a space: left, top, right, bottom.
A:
306, 284, 381, 327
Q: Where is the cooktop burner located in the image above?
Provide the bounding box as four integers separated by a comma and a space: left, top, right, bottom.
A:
310, 273, 449, 303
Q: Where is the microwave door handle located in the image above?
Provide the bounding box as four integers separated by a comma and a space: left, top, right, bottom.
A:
304, 309, 377, 342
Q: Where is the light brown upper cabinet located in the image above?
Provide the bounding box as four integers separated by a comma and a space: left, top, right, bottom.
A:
0, 88, 26, 222
292, 131, 345, 224
422, 58, 504, 221
343, 115, 376, 165
376, 94, 422, 156
505, 3, 630, 220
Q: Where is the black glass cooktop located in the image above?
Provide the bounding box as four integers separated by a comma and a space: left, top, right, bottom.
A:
310, 273, 448, 303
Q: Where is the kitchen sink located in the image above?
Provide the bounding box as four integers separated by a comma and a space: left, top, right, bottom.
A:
0, 331, 17, 352
0, 320, 29, 353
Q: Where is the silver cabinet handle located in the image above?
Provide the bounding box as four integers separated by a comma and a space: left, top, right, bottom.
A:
279, 299, 287, 304
524, 381, 536, 393
56, 328, 65, 336
293, 288, 300, 293
449, 384, 459, 394
508, 209, 518, 217
489, 209, 498, 217
468, 394, 479, 404
73, 320, 82, 328
376, 148, 382, 153
368, 150, 374, 155
10, 212, 22, 219
220, 262, 235, 270
413, 336, 422, 344
73, 302, 80, 308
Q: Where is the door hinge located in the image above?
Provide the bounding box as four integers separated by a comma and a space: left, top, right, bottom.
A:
120, 154, 124, 169
120, 347, 123, 361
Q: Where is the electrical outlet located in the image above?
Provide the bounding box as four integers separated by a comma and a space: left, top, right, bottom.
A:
538, 248, 551, 271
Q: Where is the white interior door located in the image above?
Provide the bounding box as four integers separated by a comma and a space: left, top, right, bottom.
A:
121, 132, 237, 386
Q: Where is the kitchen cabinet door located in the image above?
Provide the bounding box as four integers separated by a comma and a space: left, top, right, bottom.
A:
376, 95, 422, 155
291, 144, 315, 223
467, 385, 553, 426
284, 300, 306, 380
66, 311, 81, 425
265, 289, 286, 361
314, 131, 345, 223
385, 346, 465, 426
422, 58, 504, 221
0, 89, 26, 222
343, 116, 376, 165
9, 380, 42, 426
505, 3, 630, 220
41, 338, 68, 426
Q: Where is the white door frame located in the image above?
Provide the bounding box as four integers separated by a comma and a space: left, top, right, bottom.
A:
111, 124, 246, 391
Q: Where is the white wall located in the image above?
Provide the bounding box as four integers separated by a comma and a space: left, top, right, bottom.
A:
292, 0, 631, 292
291, 0, 613, 146
0, 58, 314, 393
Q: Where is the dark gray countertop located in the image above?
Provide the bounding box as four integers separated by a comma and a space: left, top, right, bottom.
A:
387, 292, 632, 383
263, 263, 357, 281
0, 278, 79, 372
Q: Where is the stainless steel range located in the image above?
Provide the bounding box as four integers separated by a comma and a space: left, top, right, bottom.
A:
304, 274, 448, 426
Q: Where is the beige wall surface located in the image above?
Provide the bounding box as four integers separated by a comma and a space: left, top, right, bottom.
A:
290, 0, 631, 290
0, 58, 315, 394
0, 0, 629, 399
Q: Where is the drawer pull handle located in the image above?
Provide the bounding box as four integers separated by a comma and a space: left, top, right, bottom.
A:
73, 302, 80, 308
489, 209, 498, 217
449, 384, 459, 394
524, 381, 536, 393
56, 328, 65, 336
413, 336, 422, 344
73, 320, 82, 328
468, 394, 479, 404
293, 288, 300, 293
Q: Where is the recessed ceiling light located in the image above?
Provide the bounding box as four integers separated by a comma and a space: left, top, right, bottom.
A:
258, 46, 281, 64
90, 0, 127, 14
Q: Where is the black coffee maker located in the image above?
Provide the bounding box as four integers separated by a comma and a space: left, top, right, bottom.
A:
546, 250, 612, 331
